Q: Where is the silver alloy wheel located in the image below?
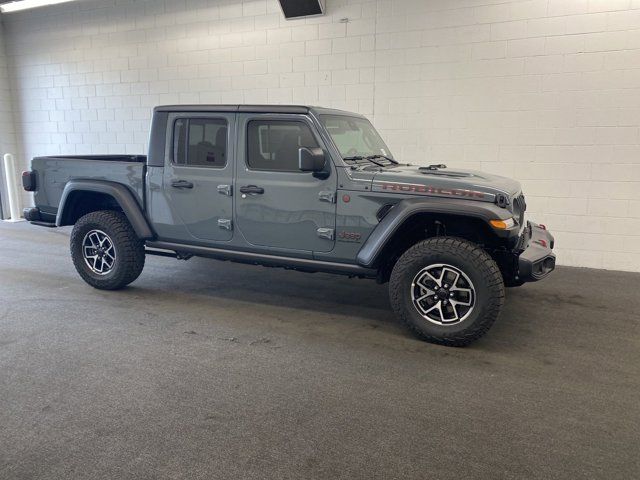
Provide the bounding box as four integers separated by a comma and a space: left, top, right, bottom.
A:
411, 263, 476, 326
82, 229, 117, 275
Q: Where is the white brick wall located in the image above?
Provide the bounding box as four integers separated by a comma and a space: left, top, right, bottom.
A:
2, 0, 640, 271
0, 20, 21, 217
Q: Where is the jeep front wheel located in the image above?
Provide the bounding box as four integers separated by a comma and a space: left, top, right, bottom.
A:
389, 237, 504, 347
70, 210, 145, 290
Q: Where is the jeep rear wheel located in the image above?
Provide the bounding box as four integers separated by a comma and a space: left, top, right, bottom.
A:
389, 237, 504, 347
70, 210, 145, 290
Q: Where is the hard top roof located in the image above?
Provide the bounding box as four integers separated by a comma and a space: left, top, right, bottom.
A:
154, 105, 365, 117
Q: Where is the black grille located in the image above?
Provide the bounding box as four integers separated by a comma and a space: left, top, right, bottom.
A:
512, 193, 526, 227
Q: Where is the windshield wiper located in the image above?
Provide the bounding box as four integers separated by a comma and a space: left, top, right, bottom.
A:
343, 155, 397, 167
367, 154, 398, 164
343, 155, 384, 167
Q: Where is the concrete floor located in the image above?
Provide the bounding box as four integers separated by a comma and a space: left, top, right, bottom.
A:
0, 221, 638, 480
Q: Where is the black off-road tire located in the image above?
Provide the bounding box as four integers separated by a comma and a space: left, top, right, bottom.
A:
70, 210, 145, 290
389, 237, 504, 347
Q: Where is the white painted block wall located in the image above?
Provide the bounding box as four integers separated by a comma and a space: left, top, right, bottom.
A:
0, 21, 20, 217
1, 0, 640, 271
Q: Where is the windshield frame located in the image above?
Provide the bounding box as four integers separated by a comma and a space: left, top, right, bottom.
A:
318, 114, 395, 165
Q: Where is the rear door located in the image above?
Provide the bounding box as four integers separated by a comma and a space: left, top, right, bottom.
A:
235, 114, 337, 253
161, 112, 235, 243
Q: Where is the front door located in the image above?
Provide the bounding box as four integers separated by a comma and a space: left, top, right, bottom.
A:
235, 114, 337, 254
162, 112, 235, 243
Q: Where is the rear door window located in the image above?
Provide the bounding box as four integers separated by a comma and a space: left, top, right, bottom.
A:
173, 118, 228, 168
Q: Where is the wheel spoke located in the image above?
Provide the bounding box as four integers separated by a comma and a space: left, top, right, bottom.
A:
442, 268, 459, 287
452, 295, 472, 307
451, 286, 472, 294
415, 277, 434, 291
424, 270, 442, 287
448, 301, 462, 321
424, 302, 445, 323
415, 291, 434, 303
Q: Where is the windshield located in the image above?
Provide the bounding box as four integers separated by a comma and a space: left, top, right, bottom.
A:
320, 115, 394, 160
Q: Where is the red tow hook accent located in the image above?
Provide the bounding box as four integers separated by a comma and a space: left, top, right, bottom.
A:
538, 224, 546, 230
537, 239, 548, 248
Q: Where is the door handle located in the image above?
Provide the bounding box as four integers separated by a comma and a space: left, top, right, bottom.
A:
171, 180, 194, 189
239, 185, 264, 195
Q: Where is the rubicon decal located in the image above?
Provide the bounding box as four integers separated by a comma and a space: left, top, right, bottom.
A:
374, 182, 486, 199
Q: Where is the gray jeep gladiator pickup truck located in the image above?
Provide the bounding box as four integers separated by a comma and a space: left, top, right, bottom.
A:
23, 105, 555, 346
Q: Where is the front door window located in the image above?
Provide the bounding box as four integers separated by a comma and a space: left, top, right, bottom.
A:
246, 120, 319, 172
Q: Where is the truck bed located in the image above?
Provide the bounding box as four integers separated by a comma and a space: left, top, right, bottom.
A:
31, 155, 147, 221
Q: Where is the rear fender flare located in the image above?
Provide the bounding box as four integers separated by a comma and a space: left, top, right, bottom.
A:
356, 197, 514, 268
57, 180, 154, 239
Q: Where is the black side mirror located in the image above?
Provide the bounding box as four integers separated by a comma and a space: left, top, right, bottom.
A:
299, 147, 326, 173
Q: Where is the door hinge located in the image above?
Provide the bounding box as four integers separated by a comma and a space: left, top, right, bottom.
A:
317, 227, 335, 240
217, 184, 232, 196
218, 218, 232, 230
318, 191, 336, 203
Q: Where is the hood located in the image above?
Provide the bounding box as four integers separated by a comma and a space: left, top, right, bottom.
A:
369, 165, 522, 203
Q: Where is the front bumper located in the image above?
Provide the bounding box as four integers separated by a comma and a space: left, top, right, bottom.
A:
517, 222, 555, 282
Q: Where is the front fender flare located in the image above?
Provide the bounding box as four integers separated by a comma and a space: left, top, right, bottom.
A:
57, 180, 154, 239
356, 197, 514, 268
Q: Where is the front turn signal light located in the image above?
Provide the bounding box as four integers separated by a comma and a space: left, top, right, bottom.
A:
490, 218, 516, 230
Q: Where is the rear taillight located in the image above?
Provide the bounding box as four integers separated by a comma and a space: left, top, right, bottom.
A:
22, 171, 36, 192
